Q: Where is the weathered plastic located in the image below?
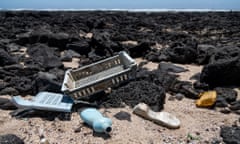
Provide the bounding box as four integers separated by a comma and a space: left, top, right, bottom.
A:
61, 51, 137, 100
133, 103, 181, 129
12, 92, 73, 112
196, 91, 217, 107
80, 108, 112, 133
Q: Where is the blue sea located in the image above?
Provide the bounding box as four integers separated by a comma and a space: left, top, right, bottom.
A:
1, 0, 239, 11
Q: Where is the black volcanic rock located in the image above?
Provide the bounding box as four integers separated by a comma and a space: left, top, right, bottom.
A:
0, 49, 17, 66
209, 46, 240, 64
0, 80, 9, 90
196, 44, 216, 64
200, 46, 240, 87
48, 32, 70, 49
9, 76, 33, 94
27, 44, 62, 69
214, 88, 237, 108
229, 100, 240, 111
29, 29, 52, 44
66, 40, 91, 55
128, 41, 152, 58
215, 88, 237, 103
102, 80, 166, 111
0, 87, 19, 95
34, 71, 62, 94
15, 31, 31, 45
61, 49, 81, 61
0, 134, 24, 144
159, 45, 198, 64
91, 30, 118, 53
220, 126, 240, 144
0, 97, 17, 110
6, 43, 20, 52
158, 62, 188, 73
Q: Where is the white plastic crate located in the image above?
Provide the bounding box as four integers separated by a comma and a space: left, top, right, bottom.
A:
61, 51, 137, 100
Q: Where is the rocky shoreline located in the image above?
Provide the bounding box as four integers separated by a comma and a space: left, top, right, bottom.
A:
0, 11, 240, 143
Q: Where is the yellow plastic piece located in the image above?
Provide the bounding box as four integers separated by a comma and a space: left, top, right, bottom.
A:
196, 91, 217, 107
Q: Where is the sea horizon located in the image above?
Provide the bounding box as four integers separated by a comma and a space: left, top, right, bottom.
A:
0, 8, 237, 12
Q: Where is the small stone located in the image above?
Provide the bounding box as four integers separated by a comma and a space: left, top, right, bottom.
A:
175, 93, 184, 101
217, 107, 231, 114
113, 111, 131, 121
168, 95, 175, 101
195, 131, 200, 135
74, 127, 82, 133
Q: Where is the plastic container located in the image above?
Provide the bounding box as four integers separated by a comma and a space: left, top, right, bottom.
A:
61, 51, 137, 100
80, 108, 112, 133
12, 92, 73, 112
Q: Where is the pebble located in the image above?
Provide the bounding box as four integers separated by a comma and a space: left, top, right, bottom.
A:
175, 93, 184, 101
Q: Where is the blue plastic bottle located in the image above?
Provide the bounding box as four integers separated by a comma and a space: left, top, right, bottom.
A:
80, 108, 112, 133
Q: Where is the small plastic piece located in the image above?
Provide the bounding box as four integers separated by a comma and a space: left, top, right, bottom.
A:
133, 103, 180, 129
61, 51, 137, 100
80, 108, 112, 133
196, 91, 217, 107
12, 92, 73, 112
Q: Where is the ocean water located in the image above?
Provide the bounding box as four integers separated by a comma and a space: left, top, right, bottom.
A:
0, 8, 232, 12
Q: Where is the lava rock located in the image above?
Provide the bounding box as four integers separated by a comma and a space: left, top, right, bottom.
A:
172, 82, 200, 99
128, 42, 152, 58
29, 29, 52, 44
0, 87, 19, 95
9, 76, 33, 94
48, 32, 70, 50
3, 64, 40, 77
159, 46, 197, 64
15, 31, 31, 45
157, 36, 198, 64
48, 68, 65, 82
158, 62, 188, 73
114, 111, 131, 121
136, 67, 178, 92
215, 88, 237, 103
66, 40, 90, 55
0, 134, 24, 144
196, 44, 216, 64
215, 96, 229, 107
6, 43, 20, 52
145, 49, 161, 62
92, 30, 117, 52
0, 49, 17, 66
209, 46, 240, 64
174, 93, 184, 101
200, 57, 240, 87
27, 44, 62, 69
61, 49, 81, 61
200, 46, 240, 87
193, 81, 209, 90
0, 80, 9, 90
229, 100, 240, 111
102, 80, 166, 111
34, 72, 61, 94
0, 97, 17, 110
220, 126, 240, 144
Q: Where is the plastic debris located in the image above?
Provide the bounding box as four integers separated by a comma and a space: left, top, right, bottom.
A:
133, 103, 180, 129
61, 51, 137, 100
12, 92, 73, 112
196, 91, 217, 107
80, 108, 112, 133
